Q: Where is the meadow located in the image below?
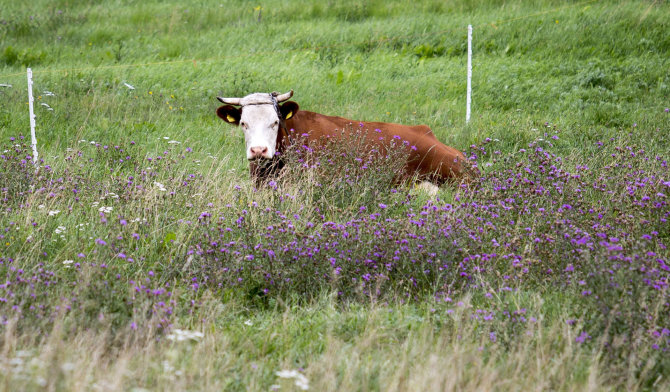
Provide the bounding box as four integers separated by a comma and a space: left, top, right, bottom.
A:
0, 0, 669, 390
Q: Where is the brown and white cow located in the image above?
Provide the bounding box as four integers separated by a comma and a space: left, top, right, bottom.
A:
216, 91, 470, 186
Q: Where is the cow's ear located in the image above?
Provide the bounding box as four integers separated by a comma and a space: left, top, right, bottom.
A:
280, 101, 299, 120
216, 105, 241, 125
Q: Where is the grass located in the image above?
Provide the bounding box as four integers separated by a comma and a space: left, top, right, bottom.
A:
1, 0, 669, 390
0, 293, 624, 391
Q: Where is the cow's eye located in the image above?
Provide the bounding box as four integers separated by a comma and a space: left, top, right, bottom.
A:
273, 121, 279, 127
240, 121, 246, 128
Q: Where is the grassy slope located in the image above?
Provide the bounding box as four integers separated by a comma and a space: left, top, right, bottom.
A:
0, 1, 669, 391
1, 0, 668, 156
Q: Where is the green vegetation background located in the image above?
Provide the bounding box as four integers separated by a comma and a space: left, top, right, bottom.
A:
0, 0, 669, 391
2, 0, 667, 161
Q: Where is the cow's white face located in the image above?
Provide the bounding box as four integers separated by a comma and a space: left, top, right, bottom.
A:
216, 92, 299, 161
238, 104, 280, 160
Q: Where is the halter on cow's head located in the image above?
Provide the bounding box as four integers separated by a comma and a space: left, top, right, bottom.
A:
216, 91, 299, 160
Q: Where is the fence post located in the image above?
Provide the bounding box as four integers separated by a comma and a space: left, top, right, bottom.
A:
466, 24, 472, 125
27, 68, 39, 166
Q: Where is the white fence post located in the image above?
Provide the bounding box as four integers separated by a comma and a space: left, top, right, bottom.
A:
26, 68, 39, 166
466, 24, 472, 125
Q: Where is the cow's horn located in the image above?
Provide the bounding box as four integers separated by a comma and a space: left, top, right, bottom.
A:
275, 90, 293, 102
217, 96, 242, 105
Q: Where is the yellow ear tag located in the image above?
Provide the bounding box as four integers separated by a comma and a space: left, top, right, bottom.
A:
226, 114, 236, 123
285, 111, 293, 120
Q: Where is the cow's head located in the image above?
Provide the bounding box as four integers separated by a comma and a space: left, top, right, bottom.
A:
216, 91, 299, 160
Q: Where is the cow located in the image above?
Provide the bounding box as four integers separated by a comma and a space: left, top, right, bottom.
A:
215, 90, 471, 187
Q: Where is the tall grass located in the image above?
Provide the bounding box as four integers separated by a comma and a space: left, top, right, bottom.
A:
1, 293, 656, 391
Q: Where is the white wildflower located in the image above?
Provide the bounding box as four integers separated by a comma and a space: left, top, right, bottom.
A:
162, 360, 174, 372
167, 140, 180, 144
123, 82, 135, 90
61, 362, 75, 372
163, 136, 170, 140
63, 260, 73, 268
43, 90, 55, 96
98, 206, 113, 214
40, 102, 54, 111
276, 370, 309, 391
244, 319, 253, 326
154, 181, 167, 192
295, 378, 309, 391
48, 210, 60, 216
38, 204, 45, 209
166, 329, 204, 342
276, 370, 301, 379
54, 226, 66, 234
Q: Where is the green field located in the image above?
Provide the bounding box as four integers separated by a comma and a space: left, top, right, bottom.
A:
1, 0, 669, 390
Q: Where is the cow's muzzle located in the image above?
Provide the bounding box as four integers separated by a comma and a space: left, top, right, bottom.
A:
249, 146, 270, 160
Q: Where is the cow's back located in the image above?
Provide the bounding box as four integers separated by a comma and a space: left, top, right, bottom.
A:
284, 111, 467, 183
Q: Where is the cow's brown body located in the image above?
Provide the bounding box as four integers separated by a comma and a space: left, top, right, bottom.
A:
272, 110, 467, 184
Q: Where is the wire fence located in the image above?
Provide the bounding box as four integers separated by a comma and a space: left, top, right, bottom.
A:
0, 0, 600, 80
